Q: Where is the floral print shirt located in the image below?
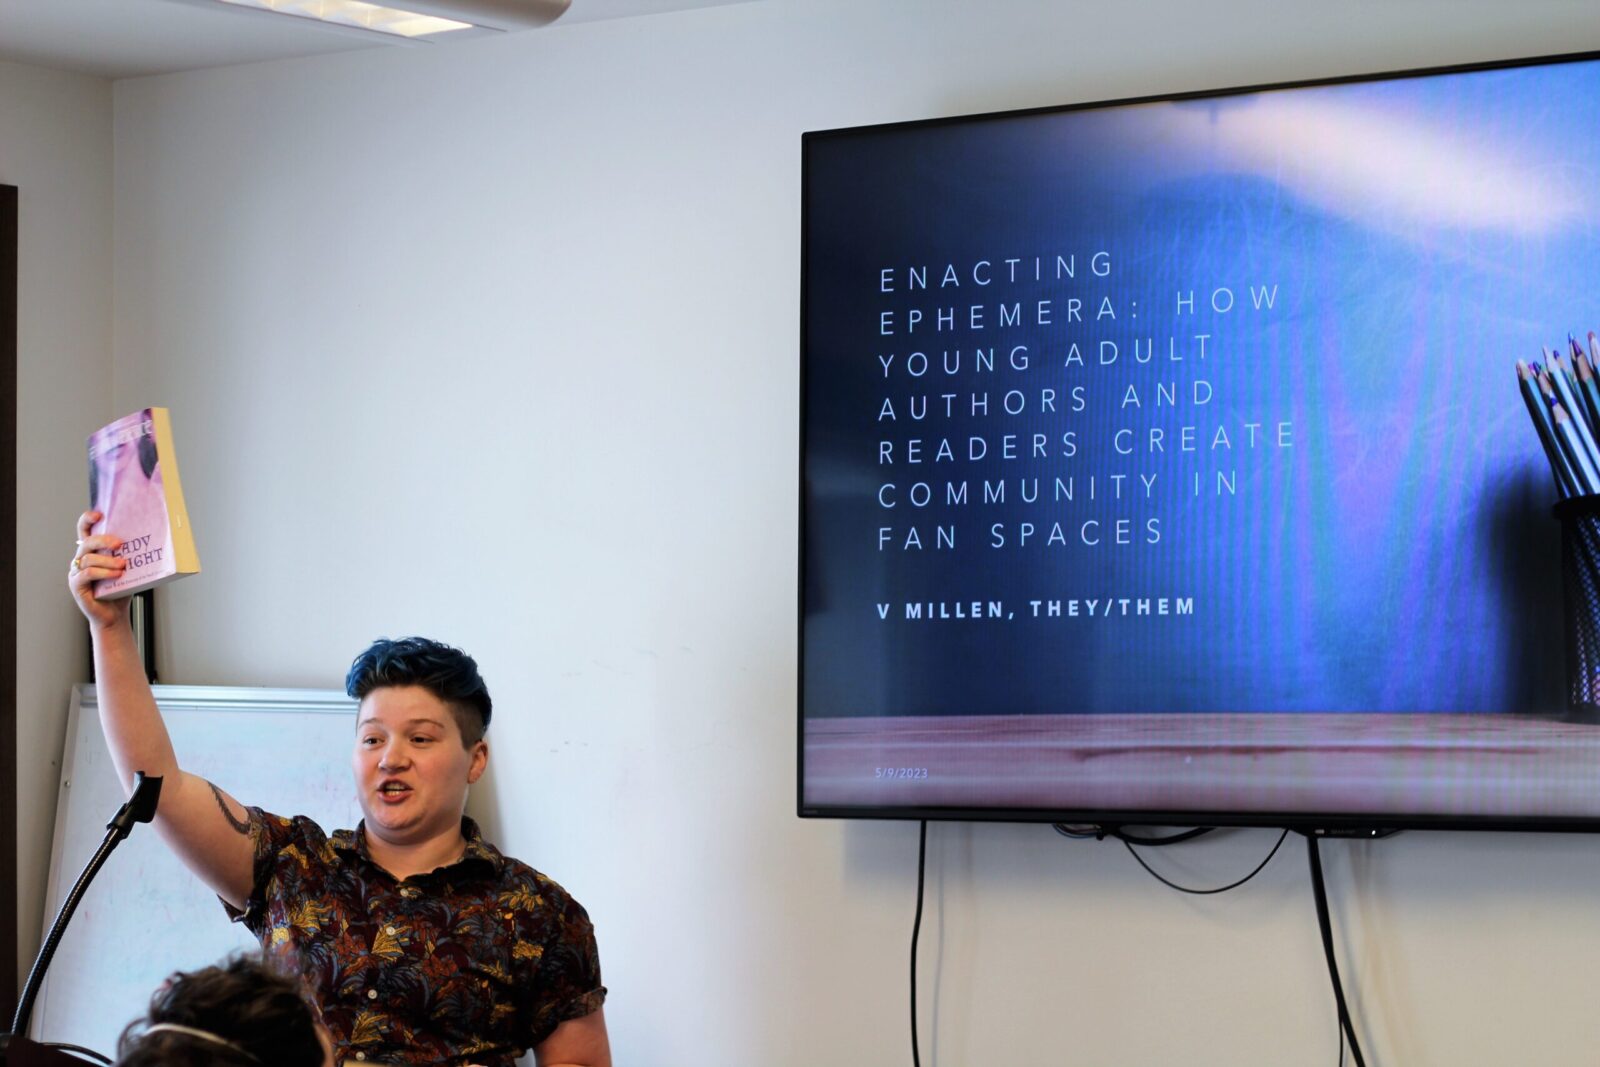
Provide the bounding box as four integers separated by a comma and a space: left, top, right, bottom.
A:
227, 811, 605, 1066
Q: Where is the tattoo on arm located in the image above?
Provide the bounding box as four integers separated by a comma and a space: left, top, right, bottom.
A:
208, 781, 252, 836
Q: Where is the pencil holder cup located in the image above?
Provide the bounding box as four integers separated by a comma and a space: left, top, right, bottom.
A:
1554, 496, 1600, 718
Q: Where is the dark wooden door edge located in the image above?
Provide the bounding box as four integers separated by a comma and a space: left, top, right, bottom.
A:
3, 183, 20, 1012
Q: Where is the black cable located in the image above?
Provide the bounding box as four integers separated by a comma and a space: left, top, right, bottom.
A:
1051, 824, 1101, 839
1121, 827, 1289, 894
44, 1042, 113, 1064
1052, 824, 1214, 846
1111, 826, 1214, 847
911, 819, 927, 1067
1306, 834, 1367, 1067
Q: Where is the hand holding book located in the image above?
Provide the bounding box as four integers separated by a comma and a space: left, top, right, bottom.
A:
69, 508, 131, 632
82, 407, 200, 598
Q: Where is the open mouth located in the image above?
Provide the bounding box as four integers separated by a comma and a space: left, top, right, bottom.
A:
377, 780, 413, 804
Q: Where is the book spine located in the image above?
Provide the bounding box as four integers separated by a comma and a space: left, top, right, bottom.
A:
151, 408, 200, 573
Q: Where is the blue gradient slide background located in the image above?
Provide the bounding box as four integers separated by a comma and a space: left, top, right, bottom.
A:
803, 57, 1600, 718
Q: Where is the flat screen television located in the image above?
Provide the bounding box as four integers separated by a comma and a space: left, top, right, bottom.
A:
799, 50, 1600, 831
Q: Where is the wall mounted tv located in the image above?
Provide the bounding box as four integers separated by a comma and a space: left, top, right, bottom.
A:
799, 50, 1600, 832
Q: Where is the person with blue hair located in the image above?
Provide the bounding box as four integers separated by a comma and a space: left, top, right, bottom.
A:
71, 510, 611, 1067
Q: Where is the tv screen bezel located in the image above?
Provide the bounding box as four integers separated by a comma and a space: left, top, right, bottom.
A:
797, 47, 1600, 833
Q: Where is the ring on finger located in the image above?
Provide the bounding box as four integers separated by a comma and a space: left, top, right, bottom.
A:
70, 556, 83, 574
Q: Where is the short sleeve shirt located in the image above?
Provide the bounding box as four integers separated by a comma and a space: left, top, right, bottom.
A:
226, 811, 605, 1066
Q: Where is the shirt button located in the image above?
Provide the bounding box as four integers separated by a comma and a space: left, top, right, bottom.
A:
367, 989, 378, 1000
385, 925, 396, 936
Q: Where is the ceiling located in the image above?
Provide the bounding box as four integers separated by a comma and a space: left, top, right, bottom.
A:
0, 0, 755, 80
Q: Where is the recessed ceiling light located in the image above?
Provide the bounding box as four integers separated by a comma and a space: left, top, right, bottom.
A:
214, 0, 473, 38
196, 0, 570, 39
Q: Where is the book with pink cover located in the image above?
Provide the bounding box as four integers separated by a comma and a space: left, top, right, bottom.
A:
86, 407, 200, 598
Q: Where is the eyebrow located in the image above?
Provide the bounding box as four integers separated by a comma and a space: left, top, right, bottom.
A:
356, 717, 449, 728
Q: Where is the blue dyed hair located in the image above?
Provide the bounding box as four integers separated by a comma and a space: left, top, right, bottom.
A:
345, 636, 492, 746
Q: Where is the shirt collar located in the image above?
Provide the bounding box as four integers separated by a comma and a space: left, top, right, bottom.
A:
332, 816, 503, 877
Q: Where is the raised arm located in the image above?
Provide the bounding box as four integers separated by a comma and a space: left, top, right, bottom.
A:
69, 510, 257, 909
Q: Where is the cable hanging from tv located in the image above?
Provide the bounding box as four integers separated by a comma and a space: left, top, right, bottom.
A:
909, 821, 1386, 1067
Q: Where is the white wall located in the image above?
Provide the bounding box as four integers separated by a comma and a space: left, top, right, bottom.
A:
84, 1, 1600, 1063
2, 58, 113, 993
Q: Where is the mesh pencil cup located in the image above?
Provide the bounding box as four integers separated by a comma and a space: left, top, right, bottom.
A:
1554, 495, 1600, 718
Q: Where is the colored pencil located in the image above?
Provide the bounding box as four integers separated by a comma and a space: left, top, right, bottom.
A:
1548, 353, 1600, 478
1517, 334, 1600, 499
1556, 404, 1600, 494
1574, 346, 1600, 435
1519, 360, 1578, 496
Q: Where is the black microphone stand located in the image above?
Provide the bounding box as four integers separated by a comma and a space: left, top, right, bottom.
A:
0, 772, 163, 1065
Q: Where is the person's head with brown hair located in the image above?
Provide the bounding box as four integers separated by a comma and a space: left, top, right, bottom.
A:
115, 955, 330, 1067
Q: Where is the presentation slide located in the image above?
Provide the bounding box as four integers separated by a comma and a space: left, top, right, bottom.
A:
801, 56, 1600, 822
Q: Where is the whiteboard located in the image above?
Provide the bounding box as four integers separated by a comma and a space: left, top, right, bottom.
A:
32, 684, 364, 1056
